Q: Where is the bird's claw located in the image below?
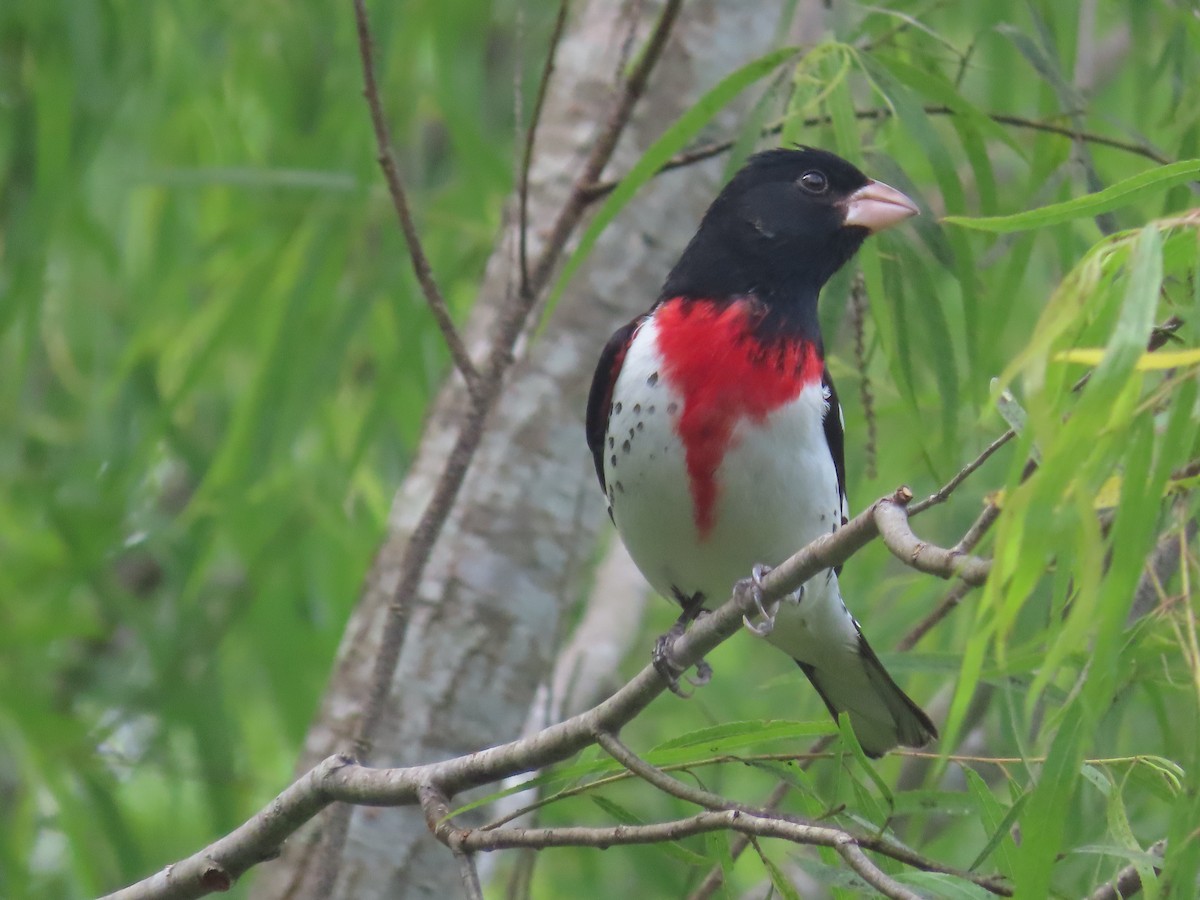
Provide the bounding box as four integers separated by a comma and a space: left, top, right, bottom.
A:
653, 608, 713, 697
741, 563, 780, 636
688, 658, 713, 688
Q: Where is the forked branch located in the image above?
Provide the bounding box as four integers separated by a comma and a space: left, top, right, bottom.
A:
102, 486, 1001, 900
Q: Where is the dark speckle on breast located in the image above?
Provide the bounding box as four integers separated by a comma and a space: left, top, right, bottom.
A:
615, 480, 625, 493
614, 402, 622, 415
622, 440, 631, 454
667, 401, 679, 415
647, 405, 655, 414
610, 454, 617, 467
636, 422, 644, 431
633, 403, 641, 414
647, 371, 659, 386
608, 436, 614, 449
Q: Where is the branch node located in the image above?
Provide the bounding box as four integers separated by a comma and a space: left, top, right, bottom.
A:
199, 860, 232, 892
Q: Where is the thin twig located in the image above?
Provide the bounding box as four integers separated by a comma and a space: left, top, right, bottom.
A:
849, 272, 877, 479
482, 749, 833, 833
452, 812, 978, 899
419, 785, 485, 900
909, 430, 1015, 516
1072, 315, 1184, 394
896, 579, 977, 653
579, 105, 1172, 202
518, 0, 683, 304
352, 0, 480, 393
518, 0, 570, 295
596, 730, 733, 810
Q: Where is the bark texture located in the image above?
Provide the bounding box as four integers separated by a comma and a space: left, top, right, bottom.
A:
250, 2, 783, 897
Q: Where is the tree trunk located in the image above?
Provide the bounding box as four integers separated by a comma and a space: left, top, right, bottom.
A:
250, 2, 782, 897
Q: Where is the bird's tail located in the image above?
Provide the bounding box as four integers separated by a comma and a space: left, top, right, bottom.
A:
796, 632, 936, 758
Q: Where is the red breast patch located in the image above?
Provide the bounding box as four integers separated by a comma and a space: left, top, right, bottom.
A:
654, 297, 823, 539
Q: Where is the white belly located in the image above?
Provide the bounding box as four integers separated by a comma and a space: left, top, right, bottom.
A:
604, 318, 845, 614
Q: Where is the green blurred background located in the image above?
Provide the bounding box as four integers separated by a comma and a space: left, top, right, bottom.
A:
4, 1, 1200, 897
1, 0, 544, 893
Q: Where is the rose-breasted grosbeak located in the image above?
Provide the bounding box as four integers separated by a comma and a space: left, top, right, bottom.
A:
585, 147, 935, 756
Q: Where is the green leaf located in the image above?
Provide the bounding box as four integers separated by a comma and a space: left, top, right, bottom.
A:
963, 767, 1026, 875
650, 719, 834, 754
760, 852, 804, 900
943, 160, 1200, 233
835, 713, 894, 809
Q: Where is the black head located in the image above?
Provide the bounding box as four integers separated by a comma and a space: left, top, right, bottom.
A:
661, 147, 917, 307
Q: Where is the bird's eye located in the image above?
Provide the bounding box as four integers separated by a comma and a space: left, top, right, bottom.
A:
798, 170, 828, 194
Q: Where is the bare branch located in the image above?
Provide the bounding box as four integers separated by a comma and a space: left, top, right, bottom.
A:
849, 272, 878, 480
518, 0, 570, 295
104, 486, 996, 900
518, 0, 684, 306
1128, 506, 1199, 623
896, 579, 977, 654
596, 730, 733, 810
875, 490, 993, 585
600, 730, 941, 899
686, 781, 793, 900
453, 811, 975, 899
351, 0, 480, 392
1085, 839, 1166, 900
418, 785, 485, 900
908, 430, 1015, 516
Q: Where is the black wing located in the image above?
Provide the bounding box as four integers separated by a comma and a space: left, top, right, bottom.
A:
822, 366, 849, 526
585, 315, 646, 492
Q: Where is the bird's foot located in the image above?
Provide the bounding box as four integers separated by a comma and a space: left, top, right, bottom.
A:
742, 563, 799, 637
653, 601, 712, 697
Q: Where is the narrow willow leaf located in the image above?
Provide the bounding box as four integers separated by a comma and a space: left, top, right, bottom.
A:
1014, 703, 1086, 896
1055, 347, 1200, 369
651, 719, 834, 754
963, 767, 1026, 874
943, 160, 1200, 233
872, 52, 1023, 157
761, 853, 804, 900
836, 713, 894, 808
543, 45, 801, 321
1105, 775, 1161, 900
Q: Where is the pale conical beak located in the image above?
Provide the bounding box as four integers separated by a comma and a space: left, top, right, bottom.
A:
841, 180, 919, 233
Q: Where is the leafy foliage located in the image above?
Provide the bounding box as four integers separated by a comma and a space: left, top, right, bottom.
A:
4, 0, 1200, 898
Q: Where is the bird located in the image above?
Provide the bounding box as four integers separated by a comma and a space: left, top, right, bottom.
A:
585, 146, 936, 757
